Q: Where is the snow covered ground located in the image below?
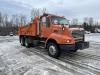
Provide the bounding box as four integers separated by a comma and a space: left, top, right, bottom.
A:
81, 33, 100, 56
0, 33, 100, 75
0, 36, 73, 75
85, 33, 100, 43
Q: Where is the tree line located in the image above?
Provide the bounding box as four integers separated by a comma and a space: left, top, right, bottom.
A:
71, 17, 100, 33
0, 8, 100, 36
0, 8, 46, 36
0, 12, 27, 36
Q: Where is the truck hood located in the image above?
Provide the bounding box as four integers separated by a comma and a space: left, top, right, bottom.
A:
69, 28, 84, 32
52, 25, 84, 38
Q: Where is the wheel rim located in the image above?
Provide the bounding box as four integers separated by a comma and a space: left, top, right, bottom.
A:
49, 45, 56, 55
21, 38, 23, 44
25, 39, 28, 46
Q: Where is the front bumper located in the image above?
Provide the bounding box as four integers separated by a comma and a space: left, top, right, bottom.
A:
59, 42, 89, 51
76, 42, 89, 50
59, 44, 75, 51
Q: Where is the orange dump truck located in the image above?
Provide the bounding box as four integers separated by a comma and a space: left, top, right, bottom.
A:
18, 13, 89, 58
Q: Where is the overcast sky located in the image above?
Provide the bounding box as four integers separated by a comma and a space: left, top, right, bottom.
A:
0, 0, 100, 22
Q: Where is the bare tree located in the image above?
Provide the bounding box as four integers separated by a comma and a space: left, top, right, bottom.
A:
0, 11, 28, 36
71, 18, 78, 25
41, 8, 47, 14
20, 15, 26, 26
84, 17, 88, 23
94, 20, 99, 26
0, 12, 3, 27
4, 14, 9, 27
88, 17, 93, 25
83, 17, 94, 25
31, 8, 47, 21
31, 8, 40, 20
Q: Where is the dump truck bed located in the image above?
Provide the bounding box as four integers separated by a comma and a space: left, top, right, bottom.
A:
18, 18, 38, 36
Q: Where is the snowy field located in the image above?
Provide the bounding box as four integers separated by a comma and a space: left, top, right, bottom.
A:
85, 33, 100, 44
0, 33, 100, 75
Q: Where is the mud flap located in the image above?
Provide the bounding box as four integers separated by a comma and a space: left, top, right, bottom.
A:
76, 42, 89, 50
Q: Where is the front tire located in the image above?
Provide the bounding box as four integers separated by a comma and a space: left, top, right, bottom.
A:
47, 42, 61, 58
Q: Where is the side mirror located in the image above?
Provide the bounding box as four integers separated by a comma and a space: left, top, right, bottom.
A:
53, 20, 58, 25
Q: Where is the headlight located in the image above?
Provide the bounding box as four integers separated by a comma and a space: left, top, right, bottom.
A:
62, 39, 70, 43
66, 40, 70, 43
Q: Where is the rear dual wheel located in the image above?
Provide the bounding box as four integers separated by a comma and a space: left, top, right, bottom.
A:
20, 37, 31, 48
25, 37, 30, 48
20, 37, 25, 46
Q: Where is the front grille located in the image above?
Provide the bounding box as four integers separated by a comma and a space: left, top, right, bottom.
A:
72, 30, 84, 42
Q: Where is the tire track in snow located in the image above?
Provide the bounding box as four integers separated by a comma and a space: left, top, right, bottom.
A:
22, 47, 100, 75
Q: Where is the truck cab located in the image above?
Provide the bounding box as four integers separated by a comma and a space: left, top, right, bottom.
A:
18, 13, 89, 58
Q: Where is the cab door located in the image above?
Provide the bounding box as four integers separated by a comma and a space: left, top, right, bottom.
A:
40, 16, 52, 38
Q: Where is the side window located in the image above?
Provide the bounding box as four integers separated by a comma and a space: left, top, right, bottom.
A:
42, 17, 50, 27
42, 17, 46, 26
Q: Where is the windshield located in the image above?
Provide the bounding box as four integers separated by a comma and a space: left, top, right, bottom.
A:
51, 16, 69, 25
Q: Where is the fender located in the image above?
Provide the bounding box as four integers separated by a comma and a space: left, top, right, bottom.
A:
45, 33, 75, 47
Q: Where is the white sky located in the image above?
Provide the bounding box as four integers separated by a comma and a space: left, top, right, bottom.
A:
0, 0, 100, 22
